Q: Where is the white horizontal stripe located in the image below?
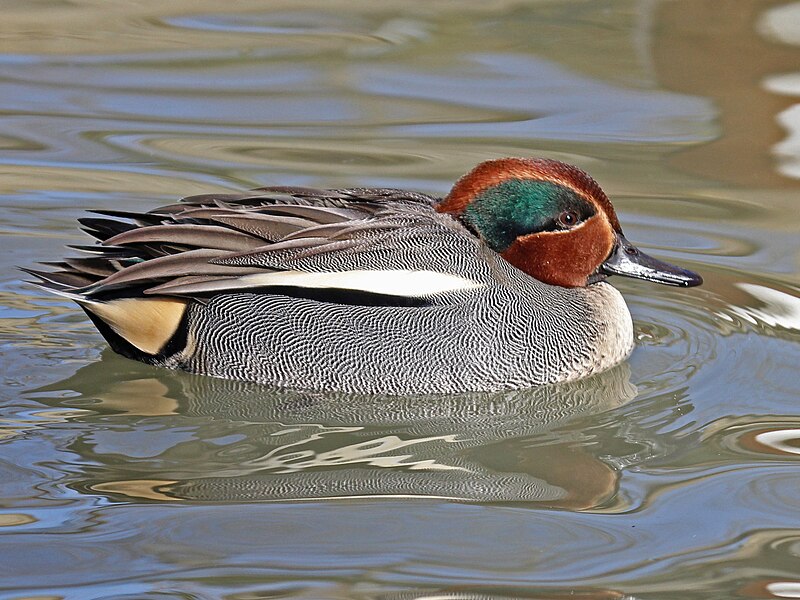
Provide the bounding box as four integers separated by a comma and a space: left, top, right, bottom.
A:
232, 269, 484, 297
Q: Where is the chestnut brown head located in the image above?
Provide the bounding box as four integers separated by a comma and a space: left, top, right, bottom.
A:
437, 158, 702, 288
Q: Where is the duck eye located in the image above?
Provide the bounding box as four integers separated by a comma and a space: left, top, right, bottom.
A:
557, 210, 580, 229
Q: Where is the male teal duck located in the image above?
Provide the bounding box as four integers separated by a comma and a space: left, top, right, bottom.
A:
27, 158, 702, 394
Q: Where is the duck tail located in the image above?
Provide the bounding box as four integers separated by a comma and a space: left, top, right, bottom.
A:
21, 265, 189, 360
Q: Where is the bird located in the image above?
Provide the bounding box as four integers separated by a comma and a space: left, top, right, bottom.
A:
25, 157, 702, 395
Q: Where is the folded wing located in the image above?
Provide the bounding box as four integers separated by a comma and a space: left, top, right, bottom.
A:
27, 187, 492, 304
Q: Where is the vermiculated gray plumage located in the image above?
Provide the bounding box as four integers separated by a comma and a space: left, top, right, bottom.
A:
27, 186, 634, 394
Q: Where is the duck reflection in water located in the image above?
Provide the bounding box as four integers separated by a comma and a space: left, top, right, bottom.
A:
31, 352, 638, 510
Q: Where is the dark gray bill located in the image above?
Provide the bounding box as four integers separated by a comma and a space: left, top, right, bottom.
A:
600, 233, 703, 287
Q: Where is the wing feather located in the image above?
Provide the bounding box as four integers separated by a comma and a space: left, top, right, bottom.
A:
104, 224, 266, 251
84, 249, 263, 293
28, 186, 494, 303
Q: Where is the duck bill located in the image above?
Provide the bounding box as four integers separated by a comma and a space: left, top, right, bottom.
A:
600, 233, 703, 287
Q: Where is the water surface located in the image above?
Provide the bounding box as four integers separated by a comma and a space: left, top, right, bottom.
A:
1, 1, 799, 599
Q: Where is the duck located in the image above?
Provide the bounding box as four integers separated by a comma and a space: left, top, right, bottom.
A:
26, 158, 702, 395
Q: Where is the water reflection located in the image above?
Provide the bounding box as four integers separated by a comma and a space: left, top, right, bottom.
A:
30, 356, 637, 509
762, 581, 800, 600
376, 588, 629, 600
697, 417, 800, 461
654, 0, 800, 188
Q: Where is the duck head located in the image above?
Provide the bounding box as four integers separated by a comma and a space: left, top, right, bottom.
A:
436, 158, 702, 289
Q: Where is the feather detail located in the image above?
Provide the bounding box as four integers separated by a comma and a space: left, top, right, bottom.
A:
67, 244, 137, 257
172, 207, 320, 234
209, 237, 332, 263
27, 186, 470, 307
78, 217, 138, 241
144, 269, 483, 298
62, 257, 118, 277
209, 238, 364, 267
104, 224, 265, 251
80, 297, 188, 355
253, 204, 367, 223
20, 267, 95, 289
84, 249, 264, 294
89, 209, 167, 227
279, 221, 356, 241
201, 213, 317, 241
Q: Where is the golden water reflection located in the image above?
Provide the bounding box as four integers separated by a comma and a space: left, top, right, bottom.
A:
654, 0, 800, 189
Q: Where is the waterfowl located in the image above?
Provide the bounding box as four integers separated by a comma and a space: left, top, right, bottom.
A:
27, 158, 702, 394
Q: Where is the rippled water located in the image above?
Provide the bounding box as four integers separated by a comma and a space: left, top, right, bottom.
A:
1, 1, 799, 598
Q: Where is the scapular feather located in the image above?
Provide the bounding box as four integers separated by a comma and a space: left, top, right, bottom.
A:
86, 248, 264, 294
104, 224, 266, 251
